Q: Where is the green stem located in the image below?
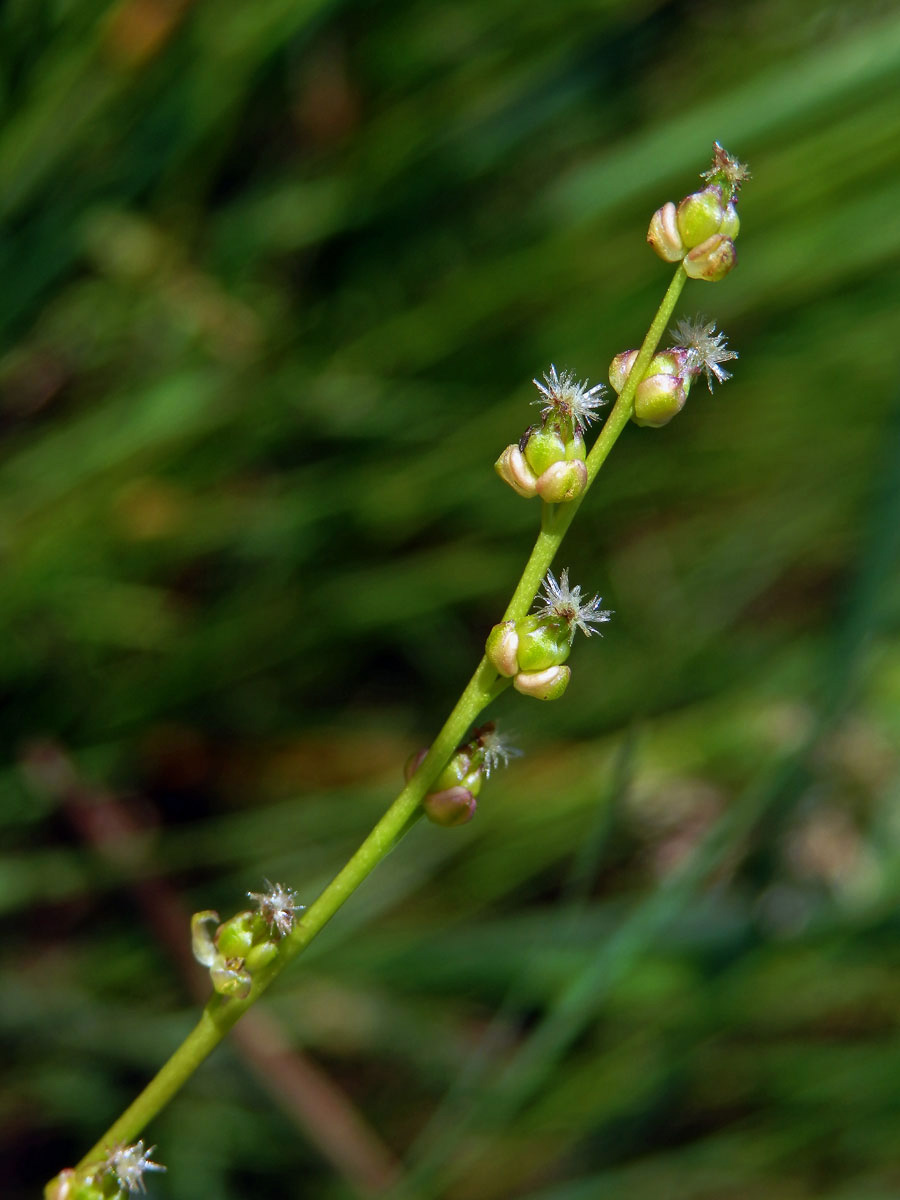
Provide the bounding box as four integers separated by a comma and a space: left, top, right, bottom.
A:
78, 660, 507, 1167
503, 263, 687, 622
74, 262, 688, 1174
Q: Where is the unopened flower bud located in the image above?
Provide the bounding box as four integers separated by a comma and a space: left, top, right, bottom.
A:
45, 1169, 73, 1200
512, 611, 573, 671
613, 348, 693, 423
514, 664, 571, 700
522, 423, 572, 476
215, 911, 259, 960
423, 785, 477, 826
720, 201, 740, 240
45, 1169, 102, 1200
683, 233, 736, 282
676, 186, 725, 249
633, 374, 687, 427
534, 457, 587, 503
415, 723, 520, 828
403, 746, 429, 781
486, 620, 520, 677
191, 910, 219, 968
431, 742, 483, 795
647, 201, 685, 262
647, 348, 690, 378
245, 938, 279, 972
495, 444, 538, 498
609, 349, 639, 395
211, 955, 252, 998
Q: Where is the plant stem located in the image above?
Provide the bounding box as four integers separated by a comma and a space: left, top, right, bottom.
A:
74, 262, 687, 1172
503, 262, 687, 622
77, 659, 506, 1167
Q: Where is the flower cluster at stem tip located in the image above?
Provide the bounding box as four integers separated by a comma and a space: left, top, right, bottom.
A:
647, 141, 749, 280
486, 569, 612, 701
45, 1142, 165, 1200
191, 879, 304, 1000
406, 721, 522, 826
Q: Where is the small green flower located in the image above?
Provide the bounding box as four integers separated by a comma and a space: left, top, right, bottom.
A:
496, 366, 606, 503
191, 882, 303, 999
610, 318, 736, 427
487, 570, 611, 699
407, 723, 521, 827
648, 143, 748, 271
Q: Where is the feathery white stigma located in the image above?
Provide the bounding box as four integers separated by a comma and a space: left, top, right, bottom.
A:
248, 880, 304, 938
106, 1142, 166, 1194
478, 726, 522, 778
533, 365, 606, 430
701, 142, 751, 194
535, 568, 612, 637
670, 317, 737, 392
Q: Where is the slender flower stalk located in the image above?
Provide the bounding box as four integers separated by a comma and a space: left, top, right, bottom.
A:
54, 144, 748, 1193
71, 265, 686, 1178
71, 263, 688, 1178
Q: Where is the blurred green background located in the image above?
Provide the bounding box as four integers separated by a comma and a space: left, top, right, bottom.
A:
3, 0, 900, 1197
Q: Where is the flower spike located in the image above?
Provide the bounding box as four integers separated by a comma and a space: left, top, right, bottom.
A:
536, 568, 612, 637
670, 316, 737, 391
533, 365, 607, 432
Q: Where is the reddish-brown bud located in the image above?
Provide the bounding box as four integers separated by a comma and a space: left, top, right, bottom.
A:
423, 785, 477, 827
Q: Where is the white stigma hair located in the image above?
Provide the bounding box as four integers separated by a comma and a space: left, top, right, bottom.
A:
535, 568, 612, 637
670, 316, 737, 392
532, 365, 607, 430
